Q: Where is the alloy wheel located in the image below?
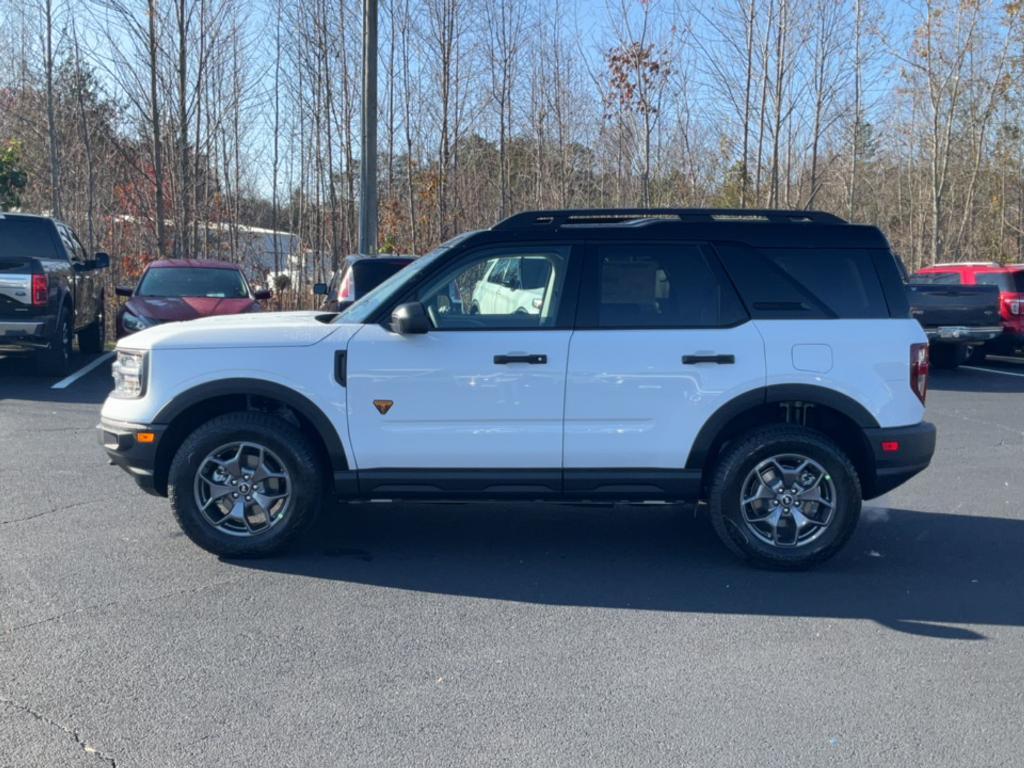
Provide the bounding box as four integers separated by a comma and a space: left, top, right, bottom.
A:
193, 442, 292, 537
739, 453, 836, 548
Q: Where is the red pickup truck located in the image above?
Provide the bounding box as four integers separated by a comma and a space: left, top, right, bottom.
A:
915, 263, 1024, 360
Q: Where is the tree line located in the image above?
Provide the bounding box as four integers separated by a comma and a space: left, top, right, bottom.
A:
1, 0, 1023, 303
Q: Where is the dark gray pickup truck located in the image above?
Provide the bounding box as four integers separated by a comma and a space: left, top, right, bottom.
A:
907, 279, 1002, 368
0, 213, 109, 375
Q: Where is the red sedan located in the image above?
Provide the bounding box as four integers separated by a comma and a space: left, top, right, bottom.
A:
115, 259, 271, 338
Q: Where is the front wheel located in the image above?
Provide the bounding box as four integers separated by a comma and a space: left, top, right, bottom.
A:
78, 295, 106, 353
708, 425, 862, 569
168, 411, 323, 557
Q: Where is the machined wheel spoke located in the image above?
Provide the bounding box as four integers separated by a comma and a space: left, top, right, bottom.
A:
201, 482, 235, 509
799, 488, 834, 510
741, 484, 775, 507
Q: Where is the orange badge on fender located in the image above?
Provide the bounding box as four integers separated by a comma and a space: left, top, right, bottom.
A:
373, 400, 394, 415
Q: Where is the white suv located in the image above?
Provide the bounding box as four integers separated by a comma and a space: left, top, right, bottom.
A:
100, 209, 936, 568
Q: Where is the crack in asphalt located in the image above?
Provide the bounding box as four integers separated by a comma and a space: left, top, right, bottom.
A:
0, 499, 106, 526
0, 695, 118, 767
2, 577, 246, 637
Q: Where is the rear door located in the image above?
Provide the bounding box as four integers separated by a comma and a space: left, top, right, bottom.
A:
563, 241, 765, 476
56, 223, 93, 329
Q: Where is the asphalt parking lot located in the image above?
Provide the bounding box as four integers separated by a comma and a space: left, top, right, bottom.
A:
1, 351, 1023, 768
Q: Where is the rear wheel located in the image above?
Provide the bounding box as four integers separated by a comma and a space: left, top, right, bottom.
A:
36, 310, 72, 377
708, 425, 862, 569
168, 412, 323, 557
78, 295, 106, 353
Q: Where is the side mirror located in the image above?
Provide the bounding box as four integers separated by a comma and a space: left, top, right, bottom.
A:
115, 286, 133, 298
253, 288, 273, 301
390, 302, 430, 335
93, 252, 111, 269
313, 282, 329, 296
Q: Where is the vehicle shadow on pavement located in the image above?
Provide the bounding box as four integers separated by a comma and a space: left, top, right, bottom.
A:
233, 501, 1023, 640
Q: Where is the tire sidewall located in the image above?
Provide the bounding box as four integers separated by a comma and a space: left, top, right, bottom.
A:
713, 432, 861, 568
168, 414, 321, 556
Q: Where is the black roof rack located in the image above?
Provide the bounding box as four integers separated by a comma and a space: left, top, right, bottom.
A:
493, 208, 847, 230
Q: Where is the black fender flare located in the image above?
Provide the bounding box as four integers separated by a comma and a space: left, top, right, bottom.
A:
153, 378, 349, 471
684, 384, 879, 470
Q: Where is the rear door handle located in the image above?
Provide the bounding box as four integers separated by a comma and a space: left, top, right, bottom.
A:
494, 354, 547, 365
682, 354, 735, 365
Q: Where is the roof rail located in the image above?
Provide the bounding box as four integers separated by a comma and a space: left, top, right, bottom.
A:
493, 208, 847, 230
929, 261, 1001, 268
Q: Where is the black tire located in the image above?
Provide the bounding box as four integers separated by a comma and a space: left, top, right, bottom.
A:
967, 346, 987, 364
930, 343, 966, 369
168, 411, 323, 557
708, 425, 862, 569
78, 294, 106, 353
36, 310, 72, 377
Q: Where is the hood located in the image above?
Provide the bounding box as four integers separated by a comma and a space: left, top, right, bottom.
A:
119, 311, 355, 350
126, 295, 257, 322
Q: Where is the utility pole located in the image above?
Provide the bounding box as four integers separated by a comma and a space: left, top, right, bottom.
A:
358, 0, 378, 255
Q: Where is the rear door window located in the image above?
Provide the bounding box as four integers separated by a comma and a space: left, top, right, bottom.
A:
582, 243, 747, 328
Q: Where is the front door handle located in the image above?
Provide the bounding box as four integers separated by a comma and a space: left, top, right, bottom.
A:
494, 354, 547, 365
682, 354, 735, 365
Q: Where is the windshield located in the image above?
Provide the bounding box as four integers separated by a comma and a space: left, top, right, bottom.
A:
137, 267, 250, 298
338, 232, 479, 323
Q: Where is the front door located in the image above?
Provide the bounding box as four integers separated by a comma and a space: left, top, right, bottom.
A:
345, 243, 579, 493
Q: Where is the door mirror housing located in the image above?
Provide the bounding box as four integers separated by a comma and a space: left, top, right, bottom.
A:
391, 302, 430, 335
253, 288, 273, 301
313, 282, 329, 296
93, 252, 111, 269
115, 286, 134, 298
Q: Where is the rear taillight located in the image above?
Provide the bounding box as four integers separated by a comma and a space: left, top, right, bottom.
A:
911, 342, 929, 405
1004, 293, 1023, 316
31, 274, 48, 306
337, 270, 354, 302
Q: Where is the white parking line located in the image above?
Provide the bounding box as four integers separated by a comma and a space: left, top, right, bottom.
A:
961, 365, 1024, 379
51, 352, 114, 389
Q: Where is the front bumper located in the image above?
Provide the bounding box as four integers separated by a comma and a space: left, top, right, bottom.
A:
0, 317, 55, 352
862, 421, 937, 499
924, 325, 1003, 344
98, 417, 167, 496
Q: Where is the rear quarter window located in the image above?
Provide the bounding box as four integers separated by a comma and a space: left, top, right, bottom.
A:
976, 271, 1024, 292
764, 249, 889, 319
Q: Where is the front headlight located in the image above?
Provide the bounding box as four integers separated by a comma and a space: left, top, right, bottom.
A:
112, 350, 147, 398
122, 311, 154, 332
